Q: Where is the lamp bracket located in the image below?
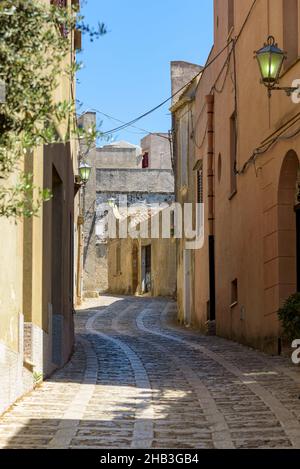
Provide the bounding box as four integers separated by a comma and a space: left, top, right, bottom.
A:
268, 86, 300, 97
74, 175, 85, 195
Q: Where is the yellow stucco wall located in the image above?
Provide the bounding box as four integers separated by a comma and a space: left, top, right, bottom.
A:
108, 237, 176, 298
0, 206, 23, 352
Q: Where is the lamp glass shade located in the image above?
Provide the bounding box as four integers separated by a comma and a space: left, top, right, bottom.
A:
79, 162, 92, 183
255, 36, 285, 86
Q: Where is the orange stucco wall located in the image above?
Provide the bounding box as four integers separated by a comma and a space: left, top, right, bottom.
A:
188, 0, 300, 353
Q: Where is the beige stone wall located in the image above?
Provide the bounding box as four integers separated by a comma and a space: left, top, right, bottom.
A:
149, 238, 177, 297
108, 238, 134, 295
108, 237, 176, 298
171, 71, 199, 326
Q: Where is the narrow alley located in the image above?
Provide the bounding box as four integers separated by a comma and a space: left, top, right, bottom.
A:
1, 296, 300, 450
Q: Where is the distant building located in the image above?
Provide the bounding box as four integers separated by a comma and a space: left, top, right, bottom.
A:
141, 133, 173, 170
170, 61, 202, 327
107, 204, 176, 297
78, 112, 175, 297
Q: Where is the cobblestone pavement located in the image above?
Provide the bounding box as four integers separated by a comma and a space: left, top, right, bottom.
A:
1, 295, 300, 449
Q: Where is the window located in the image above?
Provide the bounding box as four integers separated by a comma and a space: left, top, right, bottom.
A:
197, 167, 203, 204
142, 152, 149, 168
283, 0, 298, 68
230, 113, 237, 196
231, 279, 238, 307
228, 0, 234, 33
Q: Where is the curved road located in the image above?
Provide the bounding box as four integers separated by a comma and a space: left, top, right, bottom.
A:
1, 295, 300, 449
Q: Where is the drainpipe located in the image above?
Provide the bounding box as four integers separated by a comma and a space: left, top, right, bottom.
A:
206, 94, 216, 323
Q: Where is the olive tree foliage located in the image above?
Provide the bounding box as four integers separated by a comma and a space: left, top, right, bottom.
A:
0, 0, 105, 218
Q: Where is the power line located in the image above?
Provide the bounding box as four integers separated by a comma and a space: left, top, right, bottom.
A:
92, 108, 170, 140
77, 0, 257, 144
78, 106, 171, 140
99, 0, 258, 137
100, 41, 232, 136
236, 115, 300, 174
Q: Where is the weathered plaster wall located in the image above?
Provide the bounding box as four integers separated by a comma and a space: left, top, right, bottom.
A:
97, 146, 142, 169
149, 238, 177, 297
96, 169, 174, 193
79, 112, 175, 296
108, 237, 176, 298
171, 61, 202, 106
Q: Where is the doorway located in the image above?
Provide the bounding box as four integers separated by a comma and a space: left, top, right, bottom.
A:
132, 243, 139, 294
183, 249, 192, 325
141, 245, 151, 294
277, 150, 300, 303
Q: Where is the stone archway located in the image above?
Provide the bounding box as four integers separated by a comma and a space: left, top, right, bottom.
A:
277, 150, 300, 304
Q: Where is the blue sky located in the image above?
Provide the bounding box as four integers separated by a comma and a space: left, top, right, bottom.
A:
77, 0, 214, 145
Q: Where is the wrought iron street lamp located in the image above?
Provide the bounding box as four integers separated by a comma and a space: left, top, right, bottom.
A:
255, 36, 299, 97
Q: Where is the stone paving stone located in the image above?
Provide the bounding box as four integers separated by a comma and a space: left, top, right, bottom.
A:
0, 295, 300, 449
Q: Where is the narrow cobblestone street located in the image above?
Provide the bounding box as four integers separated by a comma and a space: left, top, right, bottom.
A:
1, 295, 300, 449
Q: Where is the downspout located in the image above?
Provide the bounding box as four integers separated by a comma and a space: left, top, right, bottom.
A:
206, 94, 216, 324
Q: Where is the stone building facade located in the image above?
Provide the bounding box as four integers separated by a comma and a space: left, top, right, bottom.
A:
108, 235, 176, 298
173, 0, 300, 354
0, 0, 80, 415
170, 62, 202, 327
79, 112, 175, 296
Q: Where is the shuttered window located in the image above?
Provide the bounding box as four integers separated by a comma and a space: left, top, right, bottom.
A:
142, 152, 149, 168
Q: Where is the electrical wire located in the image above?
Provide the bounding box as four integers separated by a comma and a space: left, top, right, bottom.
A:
236, 115, 300, 174
212, 42, 234, 94
100, 0, 258, 137
177, 0, 258, 154
90, 108, 170, 140
100, 41, 232, 136
188, 41, 234, 150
